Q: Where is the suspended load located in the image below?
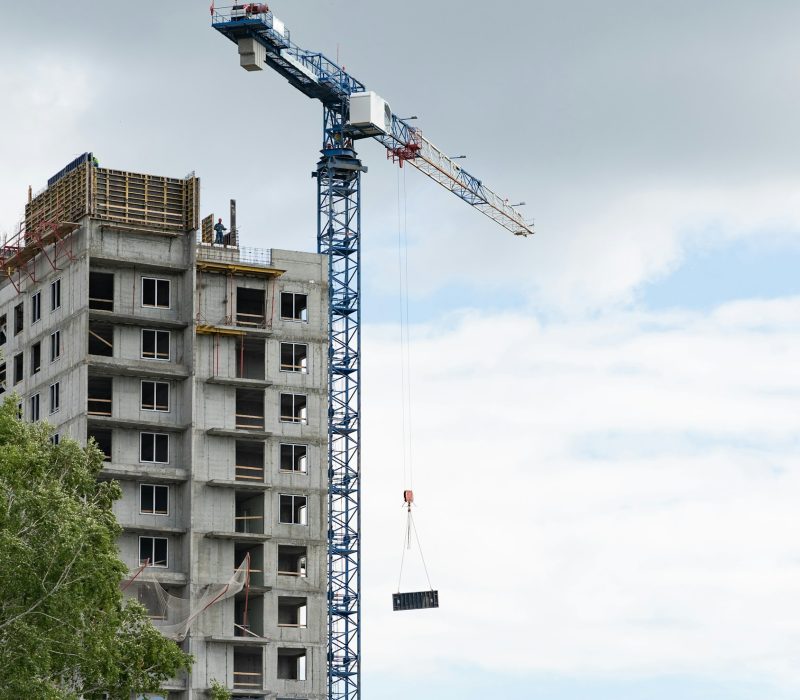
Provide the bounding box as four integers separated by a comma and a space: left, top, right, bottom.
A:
393, 489, 439, 612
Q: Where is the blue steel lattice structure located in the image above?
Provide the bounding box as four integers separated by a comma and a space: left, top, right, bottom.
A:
212, 6, 534, 700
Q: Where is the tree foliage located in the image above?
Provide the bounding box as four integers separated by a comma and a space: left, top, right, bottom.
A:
0, 398, 191, 698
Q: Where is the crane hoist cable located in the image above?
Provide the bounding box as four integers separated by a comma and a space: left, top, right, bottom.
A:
392, 171, 438, 613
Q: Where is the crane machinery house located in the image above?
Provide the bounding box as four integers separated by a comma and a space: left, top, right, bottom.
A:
0, 153, 330, 699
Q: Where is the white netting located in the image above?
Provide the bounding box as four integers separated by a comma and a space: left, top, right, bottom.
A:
122, 559, 249, 641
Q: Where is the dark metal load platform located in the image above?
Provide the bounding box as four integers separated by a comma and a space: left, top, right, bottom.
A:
392, 590, 439, 612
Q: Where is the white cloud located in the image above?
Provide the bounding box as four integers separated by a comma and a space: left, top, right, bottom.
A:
361, 297, 800, 687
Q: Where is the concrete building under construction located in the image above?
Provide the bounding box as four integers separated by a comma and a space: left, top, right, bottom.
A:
0, 153, 328, 699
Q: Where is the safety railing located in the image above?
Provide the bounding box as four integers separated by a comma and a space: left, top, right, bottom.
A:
235, 464, 265, 481
196, 240, 272, 268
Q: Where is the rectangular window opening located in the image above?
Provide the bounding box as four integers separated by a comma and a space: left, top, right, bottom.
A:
0, 362, 6, 395
140, 484, 169, 516
235, 388, 264, 430
277, 545, 307, 577
13, 303, 23, 336
280, 342, 308, 373
89, 271, 114, 312
88, 428, 112, 461
29, 393, 40, 422
235, 337, 265, 380
88, 322, 113, 357
139, 536, 168, 567
236, 287, 266, 328
30, 342, 41, 375
278, 597, 308, 628
31, 292, 41, 324
0, 314, 6, 346
235, 441, 264, 482
50, 278, 61, 311
280, 393, 307, 425
88, 375, 113, 416
142, 277, 170, 309
13, 353, 23, 385
277, 648, 307, 681
280, 444, 308, 473
280, 292, 308, 322
235, 544, 264, 587
279, 494, 307, 526
50, 330, 61, 362
141, 381, 170, 412
49, 381, 60, 414
233, 647, 263, 691
141, 329, 170, 361
235, 492, 264, 535
140, 432, 169, 464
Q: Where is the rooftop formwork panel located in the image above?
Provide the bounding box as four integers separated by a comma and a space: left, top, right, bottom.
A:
25, 163, 200, 234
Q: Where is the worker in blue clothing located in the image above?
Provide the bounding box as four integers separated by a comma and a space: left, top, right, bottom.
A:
214, 218, 227, 245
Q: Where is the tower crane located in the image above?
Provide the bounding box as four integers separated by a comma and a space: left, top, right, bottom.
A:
211, 5, 534, 700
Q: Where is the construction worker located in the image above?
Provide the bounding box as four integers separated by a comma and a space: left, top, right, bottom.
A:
214, 218, 227, 245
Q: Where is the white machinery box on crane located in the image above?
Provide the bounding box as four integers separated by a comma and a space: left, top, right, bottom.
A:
349, 91, 392, 136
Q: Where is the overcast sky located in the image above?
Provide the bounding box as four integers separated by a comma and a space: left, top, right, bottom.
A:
2, 2, 800, 699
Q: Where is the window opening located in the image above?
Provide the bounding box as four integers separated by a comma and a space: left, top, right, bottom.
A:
280, 444, 308, 473
278, 597, 308, 628
236, 441, 264, 482
235, 492, 264, 534
235, 389, 264, 430
50, 330, 61, 362
13, 303, 23, 335
280, 393, 307, 424
140, 484, 169, 515
89, 322, 113, 356
280, 292, 308, 322
277, 648, 307, 681
49, 382, 60, 414
279, 494, 307, 525
236, 287, 266, 327
0, 314, 6, 345
89, 428, 112, 461
278, 545, 307, 577
30, 342, 41, 374
139, 536, 168, 567
235, 544, 263, 587
235, 337, 265, 380
141, 381, 169, 412
142, 329, 170, 361
31, 292, 41, 324
142, 277, 170, 308
89, 271, 114, 311
13, 353, 23, 384
235, 596, 264, 638
88, 376, 113, 416
29, 393, 40, 422
280, 342, 308, 373
50, 278, 61, 311
233, 647, 263, 691
140, 432, 169, 463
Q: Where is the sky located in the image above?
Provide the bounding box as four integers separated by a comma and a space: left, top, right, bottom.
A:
2, 1, 800, 698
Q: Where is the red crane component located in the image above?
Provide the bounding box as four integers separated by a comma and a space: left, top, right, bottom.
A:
403, 489, 414, 507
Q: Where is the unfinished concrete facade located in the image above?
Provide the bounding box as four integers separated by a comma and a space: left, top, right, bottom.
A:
0, 158, 328, 699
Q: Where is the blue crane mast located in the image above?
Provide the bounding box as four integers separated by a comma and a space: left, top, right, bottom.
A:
211, 6, 534, 700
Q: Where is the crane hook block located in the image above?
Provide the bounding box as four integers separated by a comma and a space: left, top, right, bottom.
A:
403, 490, 414, 506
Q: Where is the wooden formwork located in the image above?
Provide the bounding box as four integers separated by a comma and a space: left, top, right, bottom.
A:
24, 164, 199, 234
25, 164, 90, 230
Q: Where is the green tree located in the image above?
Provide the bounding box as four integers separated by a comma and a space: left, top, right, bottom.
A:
0, 397, 191, 698
209, 678, 232, 700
